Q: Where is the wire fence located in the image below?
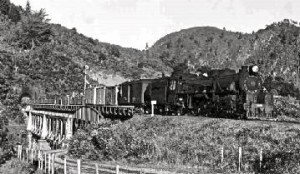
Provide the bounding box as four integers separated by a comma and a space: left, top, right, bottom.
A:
16, 145, 176, 174
16, 145, 267, 174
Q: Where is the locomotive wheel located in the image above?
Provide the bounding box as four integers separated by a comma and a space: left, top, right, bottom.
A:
143, 107, 150, 114
139, 107, 145, 114
244, 111, 250, 119
176, 107, 185, 116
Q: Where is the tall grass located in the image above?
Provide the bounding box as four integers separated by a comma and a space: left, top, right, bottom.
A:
68, 116, 300, 173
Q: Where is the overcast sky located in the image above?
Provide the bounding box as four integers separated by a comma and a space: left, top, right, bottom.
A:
10, 0, 300, 50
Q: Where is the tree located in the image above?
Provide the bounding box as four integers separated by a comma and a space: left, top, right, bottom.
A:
98, 52, 106, 61
15, 8, 53, 49
0, 0, 10, 15
24, 0, 31, 16
110, 45, 120, 57
8, 4, 21, 22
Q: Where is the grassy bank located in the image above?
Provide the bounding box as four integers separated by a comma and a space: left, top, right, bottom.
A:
68, 115, 300, 173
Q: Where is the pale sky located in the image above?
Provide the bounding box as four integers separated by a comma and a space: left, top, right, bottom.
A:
10, 0, 300, 50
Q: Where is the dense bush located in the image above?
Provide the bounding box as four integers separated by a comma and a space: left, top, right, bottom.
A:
0, 158, 35, 174
68, 116, 300, 173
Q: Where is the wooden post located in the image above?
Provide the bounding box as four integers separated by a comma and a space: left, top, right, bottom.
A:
21, 145, 23, 160
64, 157, 67, 174
38, 150, 40, 168
95, 163, 99, 174
77, 159, 81, 174
238, 147, 242, 172
116, 165, 119, 174
259, 148, 263, 171
51, 154, 55, 174
19, 145, 20, 159
22, 146, 24, 160
33, 149, 35, 161
220, 146, 224, 163
41, 151, 44, 170
31, 149, 34, 162
26, 148, 29, 163
44, 153, 47, 173
48, 153, 51, 174
151, 100, 156, 117
18, 145, 21, 159
17, 145, 19, 159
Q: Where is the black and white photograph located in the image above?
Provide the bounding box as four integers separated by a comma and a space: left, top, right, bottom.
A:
1, 0, 300, 173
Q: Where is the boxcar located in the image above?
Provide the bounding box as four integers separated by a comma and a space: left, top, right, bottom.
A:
119, 79, 152, 106
95, 86, 106, 105
105, 86, 116, 105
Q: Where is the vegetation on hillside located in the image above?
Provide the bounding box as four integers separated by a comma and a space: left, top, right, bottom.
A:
0, 0, 164, 124
0, 0, 299, 118
68, 116, 300, 173
0, 158, 37, 174
150, 20, 300, 98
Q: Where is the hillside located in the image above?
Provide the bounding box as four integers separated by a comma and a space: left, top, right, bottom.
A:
149, 20, 300, 97
150, 26, 252, 70
1, 1, 300, 100
0, 1, 167, 124
0, 1, 166, 101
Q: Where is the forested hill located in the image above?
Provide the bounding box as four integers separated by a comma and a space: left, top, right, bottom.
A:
0, 0, 166, 103
149, 19, 300, 96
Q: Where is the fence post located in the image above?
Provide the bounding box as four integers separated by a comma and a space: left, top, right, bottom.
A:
31, 149, 34, 162
238, 146, 242, 172
52, 154, 55, 174
48, 153, 51, 174
151, 101, 156, 117
17, 145, 21, 159
220, 146, 224, 163
21, 148, 26, 161
64, 157, 67, 174
26, 148, 29, 163
38, 150, 40, 168
41, 151, 43, 170
17, 145, 19, 159
21, 145, 23, 160
77, 159, 81, 174
34, 149, 37, 161
260, 148, 263, 172
116, 165, 119, 174
44, 153, 47, 173
95, 163, 99, 174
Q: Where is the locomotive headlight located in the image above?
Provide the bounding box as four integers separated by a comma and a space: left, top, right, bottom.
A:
252, 65, 259, 73
179, 98, 183, 101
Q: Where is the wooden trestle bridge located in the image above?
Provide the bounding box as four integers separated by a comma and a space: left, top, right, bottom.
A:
25, 102, 134, 150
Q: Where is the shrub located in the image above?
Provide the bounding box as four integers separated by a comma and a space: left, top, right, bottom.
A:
0, 158, 34, 174
68, 114, 300, 173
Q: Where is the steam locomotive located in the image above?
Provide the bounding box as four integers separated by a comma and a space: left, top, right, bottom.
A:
37, 63, 274, 119
116, 63, 274, 119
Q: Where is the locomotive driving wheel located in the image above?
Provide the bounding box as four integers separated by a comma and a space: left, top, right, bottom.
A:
176, 106, 185, 116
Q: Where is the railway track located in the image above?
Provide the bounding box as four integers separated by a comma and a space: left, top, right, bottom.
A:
138, 113, 300, 126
